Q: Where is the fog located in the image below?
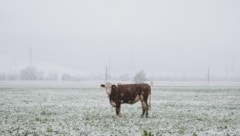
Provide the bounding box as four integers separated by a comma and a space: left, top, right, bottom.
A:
0, 0, 240, 80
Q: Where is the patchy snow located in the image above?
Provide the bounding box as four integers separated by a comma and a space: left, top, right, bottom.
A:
0, 81, 240, 135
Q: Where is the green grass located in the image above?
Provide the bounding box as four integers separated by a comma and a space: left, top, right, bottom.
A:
0, 81, 240, 135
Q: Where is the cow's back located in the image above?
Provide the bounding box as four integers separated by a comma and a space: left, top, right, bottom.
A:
118, 83, 150, 93
116, 83, 151, 104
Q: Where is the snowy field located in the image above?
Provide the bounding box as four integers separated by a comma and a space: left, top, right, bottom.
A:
0, 81, 240, 136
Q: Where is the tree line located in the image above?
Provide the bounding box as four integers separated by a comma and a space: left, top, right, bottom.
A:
1, 67, 238, 82
0, 67, 148, 82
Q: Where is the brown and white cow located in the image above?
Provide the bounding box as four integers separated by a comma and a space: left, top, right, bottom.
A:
100, 82, 151, 118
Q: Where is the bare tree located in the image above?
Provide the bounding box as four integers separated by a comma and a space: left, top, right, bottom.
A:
19, 67, 38, 80
133, 70, 147, 83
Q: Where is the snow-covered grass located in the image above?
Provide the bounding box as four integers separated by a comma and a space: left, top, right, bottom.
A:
0, 81, 240, 135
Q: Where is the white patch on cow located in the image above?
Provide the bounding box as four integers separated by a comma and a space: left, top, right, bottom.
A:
104, 82, 112, 96
110, 100, 116, 107
135, 95, 140, 102
141, 101, 148, 109
140, 94, 144, 100
129, 95, 140, 104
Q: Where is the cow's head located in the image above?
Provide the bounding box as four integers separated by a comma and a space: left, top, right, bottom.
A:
100, 82, 113, 96
101, 82, 117, 107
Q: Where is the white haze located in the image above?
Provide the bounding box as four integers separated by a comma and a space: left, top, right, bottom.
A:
0, 0, 240, 78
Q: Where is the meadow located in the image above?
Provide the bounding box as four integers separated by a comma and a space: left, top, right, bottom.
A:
0, 81, 240, 136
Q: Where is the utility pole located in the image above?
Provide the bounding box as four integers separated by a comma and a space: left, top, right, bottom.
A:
108, 60, 111, 81
207, 67, 210, 84
104, 60, 111, 82
105, 66, 108, 82
231, 57, 235, 77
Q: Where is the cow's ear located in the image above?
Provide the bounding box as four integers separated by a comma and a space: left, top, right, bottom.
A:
100, 84, 105, 88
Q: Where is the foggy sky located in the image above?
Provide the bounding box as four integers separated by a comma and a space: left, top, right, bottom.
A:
0, 0, 240, 77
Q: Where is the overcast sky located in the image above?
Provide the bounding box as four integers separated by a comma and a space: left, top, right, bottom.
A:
0, 0, 240, 77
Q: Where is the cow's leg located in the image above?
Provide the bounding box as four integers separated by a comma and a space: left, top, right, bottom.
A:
145, 101, 149, 118
140, 100, 147, 118
116, 104, 121, 117
143, 94, 149, 118
140, 94, 149, 118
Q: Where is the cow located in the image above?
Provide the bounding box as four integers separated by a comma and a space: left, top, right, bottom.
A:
100, 82, 151, 118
